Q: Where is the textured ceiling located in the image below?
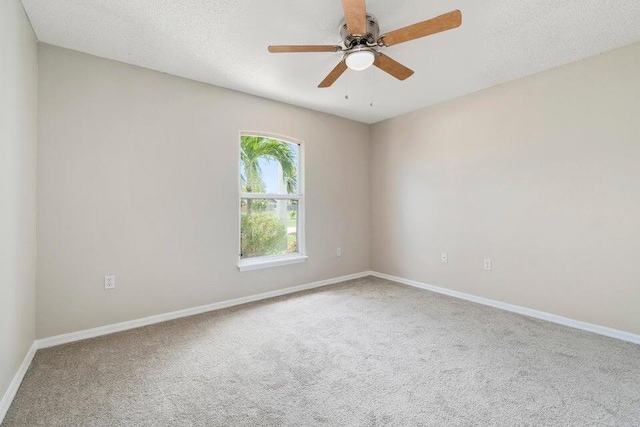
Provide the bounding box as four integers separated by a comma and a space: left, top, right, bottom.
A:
22, 0, 640, 123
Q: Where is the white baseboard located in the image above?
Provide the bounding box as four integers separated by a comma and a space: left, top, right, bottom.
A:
0, 342, 37, 424
371, 271, 640, 345
37, 271, 371, 349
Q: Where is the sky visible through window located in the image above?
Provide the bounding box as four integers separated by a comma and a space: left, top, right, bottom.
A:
242, 144, 299, 193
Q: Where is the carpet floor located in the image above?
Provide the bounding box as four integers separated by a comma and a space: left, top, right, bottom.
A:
3, 276, 640, 426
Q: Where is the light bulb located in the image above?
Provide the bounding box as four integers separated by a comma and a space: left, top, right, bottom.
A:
345, 50, 375, 71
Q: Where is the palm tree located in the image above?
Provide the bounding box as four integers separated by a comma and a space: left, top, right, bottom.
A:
240, 136, 297, 212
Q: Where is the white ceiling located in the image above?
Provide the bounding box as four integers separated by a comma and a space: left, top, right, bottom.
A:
22, 0, 640, 124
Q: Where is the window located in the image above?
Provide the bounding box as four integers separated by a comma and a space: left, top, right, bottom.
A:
238, 134, 306, 271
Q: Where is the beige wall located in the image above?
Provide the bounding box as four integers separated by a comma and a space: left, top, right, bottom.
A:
371, 43, 640, 335
36, 44, 371, 338
0, 0, 38, 404
34, 41, 640, 339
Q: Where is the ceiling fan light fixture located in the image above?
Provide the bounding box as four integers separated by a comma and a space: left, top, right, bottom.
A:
345, 48, 376, 71
268, 1, 463, 88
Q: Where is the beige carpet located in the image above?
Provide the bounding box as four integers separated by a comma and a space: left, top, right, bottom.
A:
4, 276, 640, 426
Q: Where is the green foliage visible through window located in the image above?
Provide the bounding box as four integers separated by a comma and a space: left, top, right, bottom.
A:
240, 135, 301, 259
240, 135, 297, 194
241, 211, 287, 258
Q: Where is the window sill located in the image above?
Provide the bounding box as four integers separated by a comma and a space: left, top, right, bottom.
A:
238, 254, 308, 272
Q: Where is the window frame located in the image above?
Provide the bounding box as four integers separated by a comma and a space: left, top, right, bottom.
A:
237, 132, 307, 272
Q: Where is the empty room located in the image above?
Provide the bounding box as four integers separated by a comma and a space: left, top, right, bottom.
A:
1, 0, 639, 425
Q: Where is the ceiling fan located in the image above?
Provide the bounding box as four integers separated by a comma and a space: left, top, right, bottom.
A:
268, 0, 462, 88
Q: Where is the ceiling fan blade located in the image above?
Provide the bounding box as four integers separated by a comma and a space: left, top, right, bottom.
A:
341, 0, 367, 35
374, 53, 414, 81
380, 10, 462, 47
318, 61, 348, 88
268, 45, 342, 53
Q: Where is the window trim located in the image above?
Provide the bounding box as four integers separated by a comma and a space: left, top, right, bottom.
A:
238, 253, 308, 272
237, 131, 306, 271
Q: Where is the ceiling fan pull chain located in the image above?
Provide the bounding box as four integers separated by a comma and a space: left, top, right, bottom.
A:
369, 67, 374, 107
344, 72, 350, 100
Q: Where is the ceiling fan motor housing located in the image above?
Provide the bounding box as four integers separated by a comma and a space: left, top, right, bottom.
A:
339, 14, 380, 48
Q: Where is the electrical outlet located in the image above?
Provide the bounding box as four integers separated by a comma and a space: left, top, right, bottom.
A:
483, 259, 492, 271
104, 275, 116, 290
441, 253, 448, 263
336, 247, 342, 257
